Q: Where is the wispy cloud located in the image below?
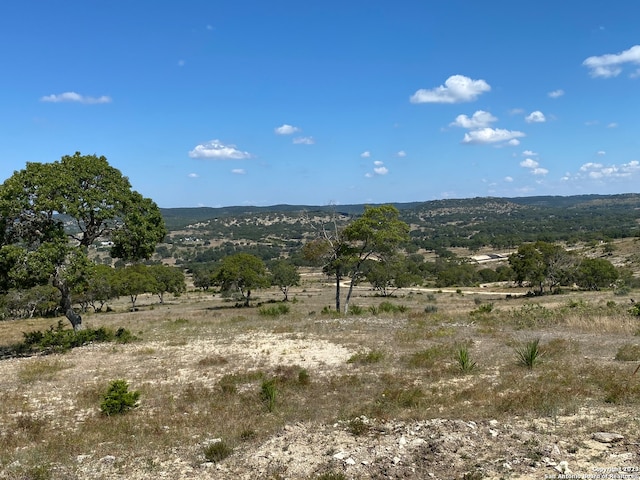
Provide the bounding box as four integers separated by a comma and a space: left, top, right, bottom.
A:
40, 91, 112, 104
231, 169, 246, 175
462, 128, 525, 145
522, 150, 538, 157
293, 136, 314, 145
450, 110, 497, 129
188, 173, 199, 178
548, 89, 565, 98
360, 151, 371, 158
410, 75, 490, 104
274, 124, 300, 135
525, 111, 546, 123
189, 140, 252, 159
396, 150, 407, 157
583, 44, 640, 78
577, 160, 640, 179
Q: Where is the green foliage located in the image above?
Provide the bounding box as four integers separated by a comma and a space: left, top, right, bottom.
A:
470, 303, 494, 315
515, 338, 543, 368
455, 344, 477, 373
258, 303, 290, 317
260, 378, 278, 412
214, 253, 270, 306
315, 473, 347, 480
407, 345, 447, 368
147, 264, 186, 303
0, 152, 166, 330
576, 258, 619, 290
424, 304, 438, 314
203, 440, 233, 463
347, 350, 385, 364
374, 301, 408, 314
269, 259, 300, 301
7, 321, 136, 356
100, 379, 140, 416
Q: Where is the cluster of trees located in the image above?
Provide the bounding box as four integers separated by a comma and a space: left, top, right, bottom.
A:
192, 256, 299, 305
0, 263, 186, 319
509, 241, 621, 295
0, 154, 631, 327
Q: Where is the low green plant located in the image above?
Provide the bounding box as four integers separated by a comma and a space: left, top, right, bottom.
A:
348, 304, 364, 315
100, 379, 140, 416
12, 321, 136, 357
260, 378, 278, 412
455, 345, 477, 373
424, 304, 438, 314
203, 440, 233, 463
298, 369, 311, 385
347, 350, 385, 364
258, 303, 290, 317
345, 416, 369, 436
315, 472, 347, 480
471, 303, 493, 315
514, 338, 543, 369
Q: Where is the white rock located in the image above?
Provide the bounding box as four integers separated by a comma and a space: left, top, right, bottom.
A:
393, 456, 401, 464
333, 451, 347, 460
593, 432, 624, 443
555, 461, 571, 474
345, 458, 356, 465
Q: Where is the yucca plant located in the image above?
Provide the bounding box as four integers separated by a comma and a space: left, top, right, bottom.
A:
456, 344, 477, 373
515, 338, 543, 369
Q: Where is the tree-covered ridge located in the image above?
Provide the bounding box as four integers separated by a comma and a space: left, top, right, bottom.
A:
162, 194, 640, 255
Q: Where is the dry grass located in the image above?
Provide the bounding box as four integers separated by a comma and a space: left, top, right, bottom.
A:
2, 275, 640, 478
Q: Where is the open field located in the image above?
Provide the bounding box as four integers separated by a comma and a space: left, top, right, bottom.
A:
2, 273, 640, 479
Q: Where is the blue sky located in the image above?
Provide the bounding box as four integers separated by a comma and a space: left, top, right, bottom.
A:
1, 1, 639, 208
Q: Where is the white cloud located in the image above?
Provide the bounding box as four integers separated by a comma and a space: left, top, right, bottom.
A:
188, 173, 199, 178
507, 139, 521, 146
525, 111, 546, 123
274, 124, 300, 135
293, 136, 314, 145
396, 150, 407, 157
607, 122, 618, 128
231, 169, 246, 175
360, 151, 371, 158
504, 176, 514, 182
449, 110, 497, 129
509, 108, 525, 115
532, 168, 549, 176
520, 158, 539, 169
548, 89, 565, 98
206, 24, 214, 31
462, 128, 525, 145
366, 161, 389, 177
178, 59, 186, 67
583, 45, 640, 78
597, 150, 606, 156
522, 150, 538, 156
40, 91, 112, 104
410, 74, 490, 104
189, 140, 252, 160
578, 160, 640, 179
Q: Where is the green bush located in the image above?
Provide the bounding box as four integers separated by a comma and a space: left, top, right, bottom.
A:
203, 440, 233, 463
515, 339, 543, 369
100, 379, 140, 416
347, 350, 385, 364
456, 344, 477, 373
13, 321, 136, 356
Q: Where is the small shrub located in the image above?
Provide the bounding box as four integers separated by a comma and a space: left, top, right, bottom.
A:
346, 416, 369, 436
100, 379, 140, 416
347, 350, 385, 364
514, 339, 543, 369
424, 304, 438, 314
456, 345, 477, 373
348, 305, 364, 315
407, 346, 446, 368
298, 369, 310, 385
315, 472, 347, 480
471, 303, 493, 315
203, 440, 233, 463
321, 306, 334, 315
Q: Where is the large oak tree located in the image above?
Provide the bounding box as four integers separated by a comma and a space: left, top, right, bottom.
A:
0, 152, 166, 330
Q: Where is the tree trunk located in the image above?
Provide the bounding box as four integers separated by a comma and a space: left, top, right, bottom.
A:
335, 269, 341, 312
245, 289, 251, 307
53, 270, 84, 331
